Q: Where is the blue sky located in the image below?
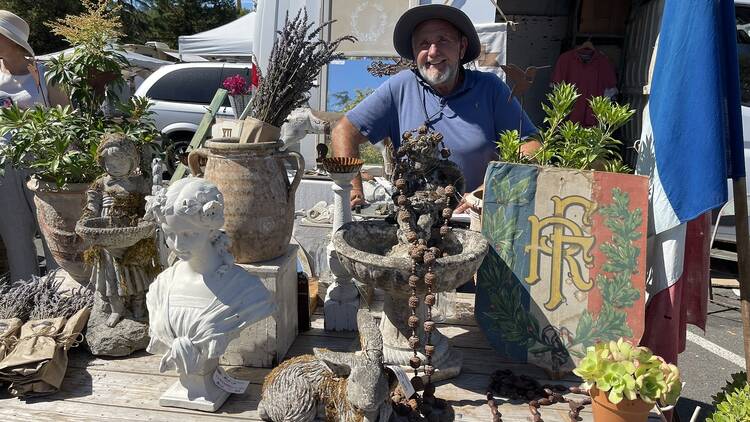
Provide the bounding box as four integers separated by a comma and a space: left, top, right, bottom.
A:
240, 1, 389, 112
326, 59, 388, 111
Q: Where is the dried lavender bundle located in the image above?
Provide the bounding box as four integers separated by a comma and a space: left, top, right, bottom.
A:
249, 8, 356, 128
0, 277, 43, 320
28, 272, 93, 320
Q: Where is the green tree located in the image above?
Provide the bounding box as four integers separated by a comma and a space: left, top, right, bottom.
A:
329, 88, 373, 112
146, 0, 238, 48
117, 0, 155, 45
329, 88, 383, 164
0, 0, 83, 54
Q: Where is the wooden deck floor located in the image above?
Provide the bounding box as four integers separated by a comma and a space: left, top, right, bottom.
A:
0, 293, 662, 421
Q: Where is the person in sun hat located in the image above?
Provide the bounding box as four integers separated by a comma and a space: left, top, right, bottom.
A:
0, 10, 68, 283
332, 4, 540, 208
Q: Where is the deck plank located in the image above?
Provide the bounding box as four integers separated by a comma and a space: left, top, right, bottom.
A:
0, 292, 662, 421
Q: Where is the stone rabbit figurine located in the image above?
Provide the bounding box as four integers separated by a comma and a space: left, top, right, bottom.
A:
258, 309, 396, 422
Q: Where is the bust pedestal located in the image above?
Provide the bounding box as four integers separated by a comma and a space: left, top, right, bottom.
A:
221, 245, 298, 367
159, 358, 229, 412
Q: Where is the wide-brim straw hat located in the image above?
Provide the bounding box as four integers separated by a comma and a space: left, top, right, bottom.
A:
393, 4, 480, 65
0, 11, 34, 57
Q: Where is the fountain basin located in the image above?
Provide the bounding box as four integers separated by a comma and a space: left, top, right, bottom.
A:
332, 220, 489, 382
332, 220, 488, 296
76, 217, 155, 249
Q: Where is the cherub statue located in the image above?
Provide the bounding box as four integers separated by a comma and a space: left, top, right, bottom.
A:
144, 177, 275, 412
79, 134, 158, 328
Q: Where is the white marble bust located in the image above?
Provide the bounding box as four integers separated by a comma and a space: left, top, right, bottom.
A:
145, 177, 275, 412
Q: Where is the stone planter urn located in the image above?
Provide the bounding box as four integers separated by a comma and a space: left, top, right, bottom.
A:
27, 179, 89, 283
332, 220, 489, 381
187, 138, 304, 263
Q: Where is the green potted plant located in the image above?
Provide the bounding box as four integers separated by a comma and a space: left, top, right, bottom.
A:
0, 1, 160, 283
496, 82, 634, 171
573, 338, 681, 422
475, 81, 651, 377
706, 371, 750, 422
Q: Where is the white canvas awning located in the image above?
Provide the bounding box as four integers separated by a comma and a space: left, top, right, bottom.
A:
178, 12, 256, 60
36, 47, 172, 70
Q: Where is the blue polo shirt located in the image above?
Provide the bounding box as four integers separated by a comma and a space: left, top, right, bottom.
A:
346, 68, 537, 191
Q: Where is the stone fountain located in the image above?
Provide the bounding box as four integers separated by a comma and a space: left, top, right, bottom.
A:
332, 127, 489, 382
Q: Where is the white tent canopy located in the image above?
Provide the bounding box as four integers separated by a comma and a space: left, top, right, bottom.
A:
178, 12, 256, 60
36, 47, 172, 70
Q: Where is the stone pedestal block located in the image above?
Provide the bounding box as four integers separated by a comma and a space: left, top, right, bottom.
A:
221, 245, 298, 367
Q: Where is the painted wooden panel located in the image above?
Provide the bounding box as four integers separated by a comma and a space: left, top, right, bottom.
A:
475, 163, 648, 375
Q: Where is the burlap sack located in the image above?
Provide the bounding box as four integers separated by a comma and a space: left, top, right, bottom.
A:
0, 318, 21, 361
0, 308, 90, 397
238, 116, 281, 144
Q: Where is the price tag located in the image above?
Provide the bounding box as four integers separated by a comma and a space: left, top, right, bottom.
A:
213, 366, 250, 395
387, 365, 416, 398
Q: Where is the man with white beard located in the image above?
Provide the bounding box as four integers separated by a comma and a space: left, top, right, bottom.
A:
332, 4, 540, 207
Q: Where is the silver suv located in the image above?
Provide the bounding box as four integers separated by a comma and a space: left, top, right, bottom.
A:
134, 62, 254, 171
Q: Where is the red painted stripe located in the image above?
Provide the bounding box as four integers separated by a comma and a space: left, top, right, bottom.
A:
589, 171, 649, 344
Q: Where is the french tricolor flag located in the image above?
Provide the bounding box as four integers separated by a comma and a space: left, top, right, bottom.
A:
635, 0, 745, 362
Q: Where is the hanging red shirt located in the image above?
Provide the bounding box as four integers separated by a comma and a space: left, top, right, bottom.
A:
551, 48, 617, 127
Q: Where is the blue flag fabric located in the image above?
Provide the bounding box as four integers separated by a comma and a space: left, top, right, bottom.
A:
650, 0, 746, 224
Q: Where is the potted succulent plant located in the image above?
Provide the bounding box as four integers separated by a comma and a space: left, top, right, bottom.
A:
573, 338, 682, 422
706, 371, 750, 422
0, 1, 160, 283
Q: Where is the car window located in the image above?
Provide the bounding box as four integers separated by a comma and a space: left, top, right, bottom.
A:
737, 6, 750, 105
146, 67, 223, 104
219, 66, 254, 107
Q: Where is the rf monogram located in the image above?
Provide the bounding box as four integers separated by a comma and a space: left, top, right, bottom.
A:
525, 196, 596, 311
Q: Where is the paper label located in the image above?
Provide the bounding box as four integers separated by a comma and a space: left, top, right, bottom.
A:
213, 366, 250, 395
386, 365, 416, 398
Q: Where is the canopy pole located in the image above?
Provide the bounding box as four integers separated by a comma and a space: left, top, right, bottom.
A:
732, 177, 750, 377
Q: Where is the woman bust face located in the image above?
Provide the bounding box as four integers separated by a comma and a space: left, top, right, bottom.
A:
158, 180, 225, 263
163, 213, 213, 262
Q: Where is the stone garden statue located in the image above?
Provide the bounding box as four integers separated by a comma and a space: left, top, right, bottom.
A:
144, 177, 275, 412
78, 134, 158, 329
258, 309, 395, 422
390, 127, 464, 256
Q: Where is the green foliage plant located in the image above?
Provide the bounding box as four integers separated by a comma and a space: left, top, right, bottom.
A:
498, 82, 635, 173
45, 0, 128, 114
573, 338, 682, 406
0, 1, 160, 187
706, 372, 750, 422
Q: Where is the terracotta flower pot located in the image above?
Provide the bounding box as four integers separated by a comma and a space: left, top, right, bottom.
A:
27, 179, 90, 283
590, 386, 653, 422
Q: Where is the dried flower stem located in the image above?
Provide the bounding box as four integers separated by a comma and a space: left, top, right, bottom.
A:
249, 9, 355, 129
